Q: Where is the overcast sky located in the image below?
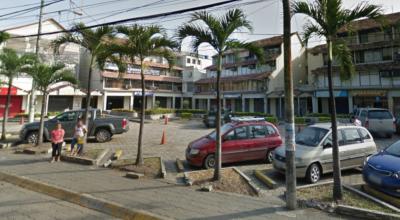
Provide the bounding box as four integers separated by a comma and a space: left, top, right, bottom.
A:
1, 0, 400, 55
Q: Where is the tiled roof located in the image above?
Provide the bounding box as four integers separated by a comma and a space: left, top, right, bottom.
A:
338, 12, 400, 34
195, 72, 271, 84
102, 71, 182, 83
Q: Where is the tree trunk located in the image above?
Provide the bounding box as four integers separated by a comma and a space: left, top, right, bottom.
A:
84, 56, 94, 141
327, 39, 343, 201
213, 53, 222, 181
136, 59, 145, 166
37, 92, 47, 145
283, 0, 296, 210
1, 78, 13, 140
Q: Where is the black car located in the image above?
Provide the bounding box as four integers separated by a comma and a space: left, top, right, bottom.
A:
203, 109, 233, 128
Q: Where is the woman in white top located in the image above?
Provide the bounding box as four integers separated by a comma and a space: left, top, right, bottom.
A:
70, 119, 87, 156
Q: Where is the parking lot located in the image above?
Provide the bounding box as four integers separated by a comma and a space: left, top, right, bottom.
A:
74, 119, 399, 196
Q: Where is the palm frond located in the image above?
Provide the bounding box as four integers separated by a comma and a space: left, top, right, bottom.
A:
177, 23, 216, 52
0, 32, 10, 44
333, 41, 354, 80
51, 34, 82, 54
222, 9, 253, 36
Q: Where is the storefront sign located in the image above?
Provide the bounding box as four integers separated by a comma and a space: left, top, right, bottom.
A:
133, 91, 153, 96
315, 90, 348, 98
224, 94, 241, 98
352, 90, 387, 97
0, 87, 17, 96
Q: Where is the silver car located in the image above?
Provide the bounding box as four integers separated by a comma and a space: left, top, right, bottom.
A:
355, 108, 395, 138
273, 123, 377, 183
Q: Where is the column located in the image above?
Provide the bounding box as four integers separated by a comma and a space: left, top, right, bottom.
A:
180, 97, 184, 109
312, 96, 318, 113
223, 98, 226, 109
207, 98, 211, 111
348, 94, 353, 114
130, 94, 134, 110
264, 97, 268, 114
152, 95, 156, 109
192, 97, 196, 109
242, 97, 245, 112
249, 98, 254, 112
103, 92, 107, 111
279, 97, 282, 118
172, 96, 176, 109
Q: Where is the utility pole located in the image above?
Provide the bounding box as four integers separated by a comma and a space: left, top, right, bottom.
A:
283, 0, 296, 210
28, 0, 44, 122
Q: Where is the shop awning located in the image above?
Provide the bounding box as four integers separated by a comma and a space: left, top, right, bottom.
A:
315, 90, 348, 98
352, 90, 387, 97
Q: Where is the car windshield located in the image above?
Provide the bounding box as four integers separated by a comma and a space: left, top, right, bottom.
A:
208, 124, 233, 140
295, 127, 329, 147
368, 110, 392, 119
385, 141, 400, 157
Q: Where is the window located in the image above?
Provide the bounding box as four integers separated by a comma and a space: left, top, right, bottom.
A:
342, 129, 362, 144
186, 58, 190, 63
56, 112, 77, 122
368, 110, 393, 119
250, 125, 267, 138
198, 60, 201, 65
266, 125, 277, 135
360, 110, 367, 119
322, 131, 344, 147
358, 128, 371, 140
224, 126, 248, 140
296, 127, 329, 147
192, 59, 196, 64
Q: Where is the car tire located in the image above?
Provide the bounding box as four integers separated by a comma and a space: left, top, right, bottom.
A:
266, 149, 274, 164
203, 154, 216, 169
386, 133, 393, 138
26, 131, 39, 144
95, 129, 111, 143
306, 163, 321, 184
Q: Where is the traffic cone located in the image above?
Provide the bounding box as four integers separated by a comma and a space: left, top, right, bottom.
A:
19, 116, 24, 125
160, 130, 166, 145
164, 115, 168, 125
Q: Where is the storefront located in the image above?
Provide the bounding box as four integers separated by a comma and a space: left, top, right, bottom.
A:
0, 87, 23, 118
352, 90, 388, 110
315, 90, 349, 114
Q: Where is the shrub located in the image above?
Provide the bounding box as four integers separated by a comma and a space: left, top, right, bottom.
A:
112, 108, 136, 113
295, 117, 306, 124
234, 112, 273, 117
318, 117, 331, 122
181, 112, 192, 119
306, 113, 330, 117
145, 108, 175, 115
265, 116, 278, 124
176, 109, 206, 114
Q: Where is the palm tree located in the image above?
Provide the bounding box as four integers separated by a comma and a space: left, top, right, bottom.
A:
292, 0, 382, 200
52, 23, 114, 132
177, 9, 264, 180
0, 49, 36, 140
0, 32, 9, 44
115, 24, 176, 166
24, 63, 77, 145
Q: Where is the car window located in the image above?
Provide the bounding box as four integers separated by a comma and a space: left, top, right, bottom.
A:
266, 125, 277, 135
358, 128, 371, 140
368, 110, 392, 119
322, 131, 344, 147
224, 126, 248, 141
56, 112, 77, 122
360, 110, 367, 118
250, 125, 267, 138
342, 128, 362, 144
209, 124, 233, 140
296, 127, 329, 147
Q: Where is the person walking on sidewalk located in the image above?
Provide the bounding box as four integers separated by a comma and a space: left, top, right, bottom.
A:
50, 122, 65, 163
70, 118, 87, 156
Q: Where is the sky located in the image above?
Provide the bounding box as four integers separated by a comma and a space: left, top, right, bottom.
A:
1, 0, 400, 56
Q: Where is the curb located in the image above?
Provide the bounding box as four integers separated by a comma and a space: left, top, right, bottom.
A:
0, 171, 167, 220
336, 205, 400, 220
175, 159, 184, 173
254, 169, 277, 189
362, 184, 400, 208
61, 149, 110, 166
232, 167, 261, 196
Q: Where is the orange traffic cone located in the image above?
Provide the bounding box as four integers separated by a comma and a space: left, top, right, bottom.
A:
164, 115, 168, 125
19, 116, 24, 125
160, 130, 166, 145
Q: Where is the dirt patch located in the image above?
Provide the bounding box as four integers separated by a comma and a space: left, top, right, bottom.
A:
298, 184, 396, 214
119, 157, 161, 178
80, 148, 104, 160
186, 168, 257, 196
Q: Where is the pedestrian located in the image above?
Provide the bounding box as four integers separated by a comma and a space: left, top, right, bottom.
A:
70, 118, 87, 156
50, 122, 65, 163
350, 116, 361, 126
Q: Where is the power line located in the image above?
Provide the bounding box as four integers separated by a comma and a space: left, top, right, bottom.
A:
9, 0, 243, 39
0, 0, 64, 18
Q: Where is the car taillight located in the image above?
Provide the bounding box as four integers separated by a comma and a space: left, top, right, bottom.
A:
365, 119, 369, 129
122, 118, 127, 129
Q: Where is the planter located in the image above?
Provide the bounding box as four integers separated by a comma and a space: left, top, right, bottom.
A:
61, 148, 109, 166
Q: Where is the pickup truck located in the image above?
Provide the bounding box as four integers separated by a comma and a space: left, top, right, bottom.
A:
20, 109, 129, 143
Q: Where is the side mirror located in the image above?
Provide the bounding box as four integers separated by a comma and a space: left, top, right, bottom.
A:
323, 143, 332, 149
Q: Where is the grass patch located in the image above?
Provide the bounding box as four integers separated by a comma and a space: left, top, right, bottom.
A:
186, 168, 257, 196
298, 184, 397, 214
80, 148, 104, 160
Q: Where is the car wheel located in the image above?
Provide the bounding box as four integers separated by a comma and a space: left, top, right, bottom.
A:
26, 131, 39, 144
95, 129, 111, 143
306, 163, 321, 184
203, 154, 216, 169
266, 150, 274, 164
386, 133, 393, 138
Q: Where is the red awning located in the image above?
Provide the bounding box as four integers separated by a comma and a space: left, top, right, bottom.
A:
0, 87, 18, 95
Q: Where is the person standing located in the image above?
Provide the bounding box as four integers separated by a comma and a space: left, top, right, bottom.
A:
50, 122, 65, 163
71, 118, 87, 156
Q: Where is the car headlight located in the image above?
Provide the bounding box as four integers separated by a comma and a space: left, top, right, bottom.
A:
392, 172, 400, 179
189, 148, 200, 155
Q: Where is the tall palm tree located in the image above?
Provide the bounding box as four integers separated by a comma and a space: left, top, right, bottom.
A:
177, 9, 264, 180
52, 23, 114, 131
115, 24, 176, 166
0, 49, 36, 140
24, 63, 77, 145
292, 0, 382, 200
0, 32, 9, 45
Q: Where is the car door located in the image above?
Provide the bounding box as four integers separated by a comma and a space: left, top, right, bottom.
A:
340, 128, 364, 169
358, 110, 367, 126
320, 130, 344, 173
247, 124, 282, 161
54, 111, 78, 138
222, 126, 250, 163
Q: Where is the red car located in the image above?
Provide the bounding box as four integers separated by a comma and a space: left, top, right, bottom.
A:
186, 119, 282, 169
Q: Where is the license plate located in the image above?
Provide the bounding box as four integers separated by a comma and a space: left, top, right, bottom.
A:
368, 173, 382, 185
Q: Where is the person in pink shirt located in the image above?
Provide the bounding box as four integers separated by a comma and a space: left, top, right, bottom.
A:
50, 122, 65, 163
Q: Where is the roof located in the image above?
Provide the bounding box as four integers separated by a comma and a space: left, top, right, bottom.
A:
3, 18, 66, 32
338, 12, 400, 34
102, 71, 182, 83
309, 123, 362, 130
195, 72, 271, 84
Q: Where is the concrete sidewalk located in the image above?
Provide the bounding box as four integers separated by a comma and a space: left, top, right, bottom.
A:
0, 151, 349, 220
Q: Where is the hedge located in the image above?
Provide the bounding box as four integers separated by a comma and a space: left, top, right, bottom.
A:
145, 108, 175, 115
181, 112, 193, 119
265, 117, 278, 124
295, 117, 306, 124
112, 108, 136, 113
176, 109, 206, 114
318, 117, 331, 122
306, 113, 330, 117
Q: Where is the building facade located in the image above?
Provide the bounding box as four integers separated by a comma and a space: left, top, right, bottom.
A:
193, 34, 310, 117
308, 12, 400, 116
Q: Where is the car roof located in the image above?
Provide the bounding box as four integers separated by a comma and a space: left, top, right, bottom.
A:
231, 121, 273, 126
309, 123, 366, 130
